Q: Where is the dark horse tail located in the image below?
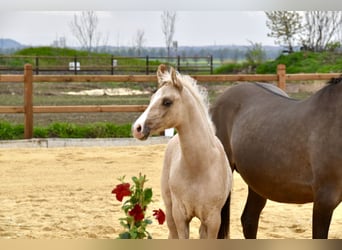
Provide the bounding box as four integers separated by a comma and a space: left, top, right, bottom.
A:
217, 192, 231, 239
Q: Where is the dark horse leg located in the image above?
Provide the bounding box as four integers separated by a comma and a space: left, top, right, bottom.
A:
312, 189, 340, 239
241, 187, 267, 239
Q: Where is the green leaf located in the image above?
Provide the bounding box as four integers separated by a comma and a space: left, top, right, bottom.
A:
122, 203, 133, 211
118, 232, 131, 239
130, 231, 138, 239
145, 219, 153, 225
132, 176, 139, 184
143, 188, 153, 203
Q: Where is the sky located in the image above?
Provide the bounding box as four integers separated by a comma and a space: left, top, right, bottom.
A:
0, 11, 276, 47
1, 0, 341, 48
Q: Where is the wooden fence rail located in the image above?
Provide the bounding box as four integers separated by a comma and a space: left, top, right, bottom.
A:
0, 64, 340, 139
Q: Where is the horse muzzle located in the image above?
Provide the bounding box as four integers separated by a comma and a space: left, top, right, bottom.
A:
132, 123, 150, 140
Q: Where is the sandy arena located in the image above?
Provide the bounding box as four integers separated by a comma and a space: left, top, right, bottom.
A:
0, 143, 341, 239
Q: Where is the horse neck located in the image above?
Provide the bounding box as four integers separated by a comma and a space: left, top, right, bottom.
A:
308, 82, 342, 108
175, 89, 217, 167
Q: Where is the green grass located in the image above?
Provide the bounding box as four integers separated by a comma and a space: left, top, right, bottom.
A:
0, 47, 162, 73
213, 62, 250, 74
214, 51, 342, 74
0, 121, 133, 140
257, 51, 342, 74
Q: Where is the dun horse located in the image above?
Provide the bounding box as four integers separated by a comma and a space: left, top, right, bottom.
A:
132, 65, 232, 239
210, 80, 342, 239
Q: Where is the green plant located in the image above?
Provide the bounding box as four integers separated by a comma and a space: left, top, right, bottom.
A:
245, 41, 266, 66
112, 174, 165, 239
0, 121, 24, 139
213, 62, 247, 74
0, 121, 133, 139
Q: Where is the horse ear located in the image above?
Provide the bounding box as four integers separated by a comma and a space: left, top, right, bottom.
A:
157, 64, 167, 88
170, 67, 183, 91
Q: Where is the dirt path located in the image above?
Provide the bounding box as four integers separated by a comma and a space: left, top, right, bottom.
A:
0, 145, 340, 239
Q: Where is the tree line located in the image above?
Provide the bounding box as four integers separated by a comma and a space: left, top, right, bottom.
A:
266, 11, 342, 53
65, 11, 341, 60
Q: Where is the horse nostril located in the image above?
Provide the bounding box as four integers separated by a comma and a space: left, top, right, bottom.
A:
136, 125, 142, 133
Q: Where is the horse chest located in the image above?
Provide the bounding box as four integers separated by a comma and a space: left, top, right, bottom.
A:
168, 174, 213, 217
168, 162, 226, 203
169, 165, 204, 196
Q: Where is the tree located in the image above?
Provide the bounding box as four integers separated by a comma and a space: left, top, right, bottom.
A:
69, 11, 103, 53
302, 11, 342, 52
338, 20, 342, 46
51, 35, 66, 48
245, 41, 266, 66
133, 29, 146, 56
161, 11, 177, 57
265, 11, 303, 53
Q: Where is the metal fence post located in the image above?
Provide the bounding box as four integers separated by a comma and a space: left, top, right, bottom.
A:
35, 56, 39, 75
24, 64, 33, 139
146, 56, 149, 75
74, 56, 78, 75
210, 55, 213, 74
111, 55, 114, 75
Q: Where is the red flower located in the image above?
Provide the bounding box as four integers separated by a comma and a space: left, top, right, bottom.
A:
153, 209, 166, 225
129, 204, 145, 222
112, 183, 131, 202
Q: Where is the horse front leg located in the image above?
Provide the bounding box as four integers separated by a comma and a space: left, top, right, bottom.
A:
241, 187, 267, 239
165, 205, 179, 239
312, 188, 340, 239
199, 210, 221, 239
172, 203, 190, 239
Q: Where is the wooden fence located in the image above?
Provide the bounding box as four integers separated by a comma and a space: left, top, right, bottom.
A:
0, 64, 340, 139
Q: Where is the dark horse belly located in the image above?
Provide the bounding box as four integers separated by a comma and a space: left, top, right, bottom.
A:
231, 128, 314, 204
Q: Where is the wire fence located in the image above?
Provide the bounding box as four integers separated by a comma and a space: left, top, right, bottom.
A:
0, 55, 214, 75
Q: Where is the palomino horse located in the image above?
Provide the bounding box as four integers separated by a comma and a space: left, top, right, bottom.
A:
132, 65, 233, 239
210, 80, 342, 239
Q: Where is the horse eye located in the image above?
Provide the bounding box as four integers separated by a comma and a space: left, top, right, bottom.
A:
162, 98, 173, 107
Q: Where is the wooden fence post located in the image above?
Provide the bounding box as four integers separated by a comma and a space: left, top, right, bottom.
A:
277, 64, 286, 91
24, 64, 33, 139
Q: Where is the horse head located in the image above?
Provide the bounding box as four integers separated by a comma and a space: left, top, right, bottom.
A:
132, 64, 184, 140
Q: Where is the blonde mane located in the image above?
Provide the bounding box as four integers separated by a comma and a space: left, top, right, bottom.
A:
161, 70, 216, 134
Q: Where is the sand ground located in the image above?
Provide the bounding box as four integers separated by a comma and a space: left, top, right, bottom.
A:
0, 144, 340, 239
